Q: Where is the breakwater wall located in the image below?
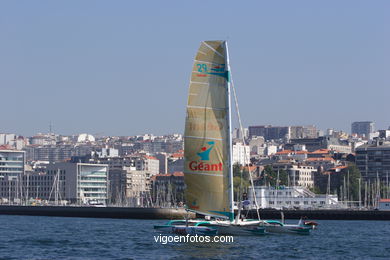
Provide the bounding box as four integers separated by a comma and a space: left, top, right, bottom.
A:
243, 208, 390, 220
0, 206, 194, 219
0, 206, 389, 220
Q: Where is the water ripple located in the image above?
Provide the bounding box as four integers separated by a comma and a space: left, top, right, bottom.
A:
0, 216, 390, 259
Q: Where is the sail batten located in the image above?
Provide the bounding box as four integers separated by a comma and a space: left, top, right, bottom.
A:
187, 105, 226, 111
184, 41, 233, 220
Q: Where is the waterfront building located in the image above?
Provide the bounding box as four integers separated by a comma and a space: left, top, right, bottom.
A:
1, 161, 108, 205
155, 152, 168, 174
167, 153, 184, 174
124, 168, 151, 199
0, 149, 25, 178
151, 172, 185, 206
108, 167, 126, 204
47, 162, 108, 204
314, 166, 349, 197
0, 149, 25, 203
351, 121, 375, 139
378, 199, 390, 210
134, 156, 159, 175
248, 186, 339, 209
268, 162, 316, 188
109, 166, 155, 206
355, 140, 390, 180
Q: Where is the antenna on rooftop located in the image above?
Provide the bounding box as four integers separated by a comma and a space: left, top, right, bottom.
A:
49, 121, 53, 135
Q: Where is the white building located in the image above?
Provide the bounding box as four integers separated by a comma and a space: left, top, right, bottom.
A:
232, 128, 249, 140
0, 134, 16, 145
93, 148, 119, 158
0, 149, 25, 178
378, 199, 390, 210
288, 164, 316, 188
45, 162, 108, 204
248, 186, 339, 210
135, 156, 159, 175
232, 142, 250, 165
77, 133, 95, 143
264, 145, 278, 156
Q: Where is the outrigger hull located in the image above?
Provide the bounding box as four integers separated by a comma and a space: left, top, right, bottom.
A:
260, 220, 311, 235
215, 224, 266, 236
154, 220, 218, 236
154, 219, 266, 236
154, 224, 218, 236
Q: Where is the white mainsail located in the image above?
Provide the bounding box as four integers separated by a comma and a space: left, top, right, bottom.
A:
184, 41, 234, 221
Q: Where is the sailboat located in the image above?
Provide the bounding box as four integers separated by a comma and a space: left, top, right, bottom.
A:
154, 40, 265, 235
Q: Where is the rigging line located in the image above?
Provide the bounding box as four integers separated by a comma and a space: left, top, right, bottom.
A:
202, 42, 224, 58
231, 71, 261, 221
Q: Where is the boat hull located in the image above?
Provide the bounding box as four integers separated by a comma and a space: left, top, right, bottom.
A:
215, 224, 266, 236
201, 219, 266, 236
260, 222, 311, 234
154, 224, 218, 236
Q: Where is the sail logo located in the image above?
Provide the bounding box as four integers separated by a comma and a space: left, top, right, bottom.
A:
195, 63, 228, 79
188, 141, 223, 172
197, 141, 215, 160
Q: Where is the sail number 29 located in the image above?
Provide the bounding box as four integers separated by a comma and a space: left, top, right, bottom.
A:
197, 64, 208, 73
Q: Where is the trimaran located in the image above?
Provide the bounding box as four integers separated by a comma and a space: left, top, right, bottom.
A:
154, 41, 312, 235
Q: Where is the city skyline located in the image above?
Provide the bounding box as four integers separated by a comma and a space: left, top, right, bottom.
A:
1, 1, 389, 136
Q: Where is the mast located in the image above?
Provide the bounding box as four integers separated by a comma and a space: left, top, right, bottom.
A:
358, 177, 361, 209
224, 41, 234, 221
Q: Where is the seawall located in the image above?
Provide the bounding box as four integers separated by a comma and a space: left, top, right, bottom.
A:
244, 208, 390, 220
0, 206, 194, 219
0, 206, 389, 220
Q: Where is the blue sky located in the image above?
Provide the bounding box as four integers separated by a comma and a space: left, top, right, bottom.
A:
1, 1, 389, 136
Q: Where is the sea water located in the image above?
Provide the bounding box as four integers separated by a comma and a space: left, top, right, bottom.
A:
0, 215, 389, 259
